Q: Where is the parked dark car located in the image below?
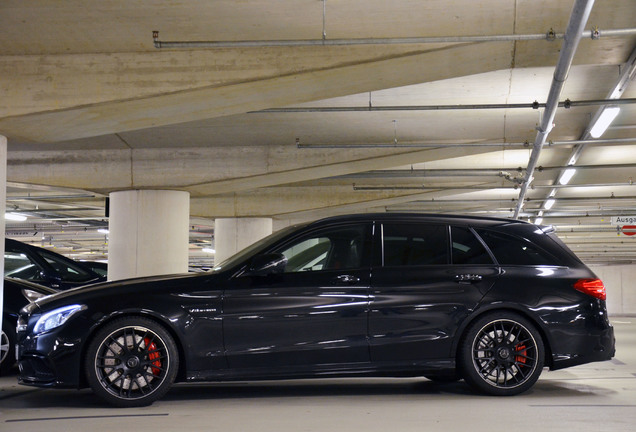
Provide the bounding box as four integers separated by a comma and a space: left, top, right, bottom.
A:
16, 214, 615, 407
80, 260, 108, 278
5, 238, 105, 289
1, 278, 57, 374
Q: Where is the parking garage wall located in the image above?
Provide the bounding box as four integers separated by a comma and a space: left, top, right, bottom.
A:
589, 264, 636, 316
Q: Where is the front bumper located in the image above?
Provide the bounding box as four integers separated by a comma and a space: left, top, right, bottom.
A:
17, 323, 86, 388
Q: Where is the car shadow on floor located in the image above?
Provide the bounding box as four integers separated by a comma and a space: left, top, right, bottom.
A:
0, 377, 617, 409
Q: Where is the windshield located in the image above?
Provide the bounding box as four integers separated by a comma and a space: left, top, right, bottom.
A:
211, 224, 304, 272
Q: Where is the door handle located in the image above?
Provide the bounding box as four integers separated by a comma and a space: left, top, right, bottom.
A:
455, 274, 483, 283
333, 274, 361, 285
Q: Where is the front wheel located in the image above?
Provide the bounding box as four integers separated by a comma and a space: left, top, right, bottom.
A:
1, 320, 17, 375
85, 317, 178, 407
458, 312, 544, 396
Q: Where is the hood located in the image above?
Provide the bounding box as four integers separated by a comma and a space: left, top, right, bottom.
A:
33, 271, 214, 310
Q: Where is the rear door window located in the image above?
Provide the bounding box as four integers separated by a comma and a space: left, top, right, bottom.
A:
451, 226, 494, 265
382, 223, 449, 266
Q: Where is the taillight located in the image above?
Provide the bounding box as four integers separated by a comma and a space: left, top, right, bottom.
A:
573, 278, 606, 300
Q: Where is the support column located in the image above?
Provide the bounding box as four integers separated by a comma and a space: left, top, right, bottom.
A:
0, 135, 7, 328
108, 190, 190, 280
214, 218, 273, 264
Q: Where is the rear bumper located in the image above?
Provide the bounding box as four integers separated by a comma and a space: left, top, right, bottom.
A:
550, 325, 615, 370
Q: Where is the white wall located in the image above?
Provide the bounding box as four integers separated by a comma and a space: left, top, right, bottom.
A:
589, 264, 636, 316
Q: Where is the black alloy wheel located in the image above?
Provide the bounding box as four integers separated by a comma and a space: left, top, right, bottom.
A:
85, 317, 178, 407
459, 312, 544, 396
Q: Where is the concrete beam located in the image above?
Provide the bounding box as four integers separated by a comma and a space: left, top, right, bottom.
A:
190, 186, 497, 219
0, 42, 514, 142
7, 144, 501, 195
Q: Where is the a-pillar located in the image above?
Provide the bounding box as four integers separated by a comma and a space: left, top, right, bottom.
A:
108, 190, 190, 280
214, 218, 273, 263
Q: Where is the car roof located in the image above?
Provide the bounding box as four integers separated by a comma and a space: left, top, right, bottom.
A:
307, 213, 528, 229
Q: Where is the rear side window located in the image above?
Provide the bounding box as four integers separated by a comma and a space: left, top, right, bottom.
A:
451, 227, 493, 265
383, 223, 448, 266
476, 230, 555, 266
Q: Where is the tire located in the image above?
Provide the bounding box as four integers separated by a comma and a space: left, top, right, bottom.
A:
85, 317, 178, 407
458, 312, 544, 396
1, 320, 17, 375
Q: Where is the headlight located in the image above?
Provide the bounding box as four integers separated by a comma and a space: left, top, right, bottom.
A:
33, 304, 86, 334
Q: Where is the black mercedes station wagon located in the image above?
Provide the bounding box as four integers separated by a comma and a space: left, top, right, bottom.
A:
16, 214, 615, 407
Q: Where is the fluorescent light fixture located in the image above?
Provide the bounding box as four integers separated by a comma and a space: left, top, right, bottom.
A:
97, 228, 109, 234
544, 199, 556, 210
559, 168, 576, 185
535, 217, 544, 225
202, 248, 216, 254
5, 213, 27, 222
590, 106, 620, 138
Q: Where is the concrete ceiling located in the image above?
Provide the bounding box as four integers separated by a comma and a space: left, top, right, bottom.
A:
1, 0, 636, 266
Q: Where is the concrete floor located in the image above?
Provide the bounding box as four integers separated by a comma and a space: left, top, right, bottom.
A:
1, 319, 635, 432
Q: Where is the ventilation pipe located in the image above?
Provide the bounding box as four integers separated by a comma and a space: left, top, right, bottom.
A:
152, 28, 636, 49
513, 0, 596, 218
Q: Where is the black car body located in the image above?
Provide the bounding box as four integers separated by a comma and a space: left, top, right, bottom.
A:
5, 239, 106, 289
16, 214, 615, 406
1, 278, 57, 374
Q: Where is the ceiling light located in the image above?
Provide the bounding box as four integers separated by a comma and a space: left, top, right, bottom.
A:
559, 168, 577, 185
544, 199, 556, 210
5, 213, 28, 222
535, 217, 544, 225
589, 106, 620, 138
97, 228, 109, 234
202, 248, 216, 254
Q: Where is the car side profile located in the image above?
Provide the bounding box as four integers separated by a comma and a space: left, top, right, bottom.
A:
16, 214, 615, 407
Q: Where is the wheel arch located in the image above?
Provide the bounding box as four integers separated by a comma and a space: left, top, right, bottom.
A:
78, 310, 187, 388
451, 304, 554, 368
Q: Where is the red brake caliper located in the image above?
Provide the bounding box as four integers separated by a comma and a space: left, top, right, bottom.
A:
515, 344, 527, 365
144, 338, 161, 375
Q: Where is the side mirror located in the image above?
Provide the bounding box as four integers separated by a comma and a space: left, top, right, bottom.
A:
40, 270, 62, 288
247, 253, 288, 276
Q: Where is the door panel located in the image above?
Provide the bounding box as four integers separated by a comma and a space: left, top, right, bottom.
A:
370, 265, 499, 362
223, 223, 372, 370
369, 223, 499, 363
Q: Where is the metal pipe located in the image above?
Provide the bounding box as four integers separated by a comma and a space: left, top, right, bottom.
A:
398, 196, 636, 204
533, 45, 636, 209
353, 182, 634, 191
334, 163, 636, 179
152, 28, 636, 49
513, 0, 596, 218
257, 97, 636, 113
297, 137, 636, 149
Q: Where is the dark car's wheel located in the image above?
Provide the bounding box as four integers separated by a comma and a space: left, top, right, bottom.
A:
1, 320, 17, 374
459, 312, 544, 396
85, 317, 178, 407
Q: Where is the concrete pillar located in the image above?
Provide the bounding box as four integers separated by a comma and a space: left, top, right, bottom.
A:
0, 135, 6, 325
214, 218, 273, 263
108, 190, 190, 280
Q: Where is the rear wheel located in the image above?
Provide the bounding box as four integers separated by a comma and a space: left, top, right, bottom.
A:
85, 317, 178, 407
459, 312, 544, 396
